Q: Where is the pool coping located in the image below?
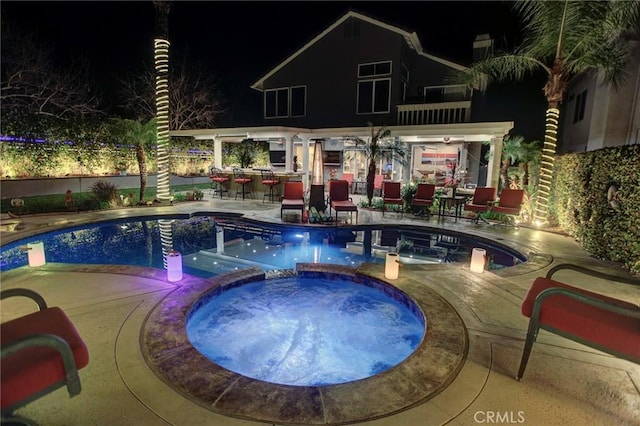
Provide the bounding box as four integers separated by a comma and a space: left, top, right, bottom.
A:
141, 263, 468, 425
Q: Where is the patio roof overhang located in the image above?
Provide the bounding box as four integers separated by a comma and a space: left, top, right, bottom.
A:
169, 122, 514, 143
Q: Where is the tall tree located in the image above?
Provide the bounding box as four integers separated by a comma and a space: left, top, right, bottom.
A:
458, 0, 639, 224
153, 0, 172, 201
0, 23, 102, 137
119, 54, 225, 130
520, 140, 542, 188
108, 118, 157, 203
499, 135, 527, 190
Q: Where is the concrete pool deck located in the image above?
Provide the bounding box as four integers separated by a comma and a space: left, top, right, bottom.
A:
1, 194, 639, 425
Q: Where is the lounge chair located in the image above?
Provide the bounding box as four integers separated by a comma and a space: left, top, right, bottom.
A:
382, 181, 403, 217
463, 187, 497, 224
328, 180, 358, 224
341, 172, 354, 193
1, 288, 89, 425
411, 183, 435, 217
493, 188, 525, 226
280, 181, 305, 221
516, 264, 640, 380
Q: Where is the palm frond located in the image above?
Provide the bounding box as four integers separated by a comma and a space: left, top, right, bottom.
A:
462, 55, 548, 87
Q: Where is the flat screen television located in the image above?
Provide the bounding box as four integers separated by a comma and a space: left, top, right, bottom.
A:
269, 150, 286, 166
323, 150, 342, 166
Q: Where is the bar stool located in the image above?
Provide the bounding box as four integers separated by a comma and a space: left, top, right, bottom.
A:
261, 170, 280, 203
233, 168, 252, 200
209, 167, 230, 198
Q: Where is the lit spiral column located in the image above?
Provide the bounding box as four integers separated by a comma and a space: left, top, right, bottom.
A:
534, 107, 559, 225
158, 218, 174, 268
155, 38, 171, 201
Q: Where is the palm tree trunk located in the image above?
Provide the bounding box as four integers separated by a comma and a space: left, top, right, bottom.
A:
522, 162, 530, 188
501, 159, 510, 190
154, 1, 171, 202
366, 159, 376, 207
534, 102, 560, 223
136, 144, 147, 202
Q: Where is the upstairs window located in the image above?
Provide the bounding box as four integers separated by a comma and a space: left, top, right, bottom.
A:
290, 86, 306, 117
265, 86, 307, 119
357, 61, 392, 114
358, 61, 392, 78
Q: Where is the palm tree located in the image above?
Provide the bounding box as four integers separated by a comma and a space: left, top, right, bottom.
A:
153, 0, 172, 202
499, 135, 527, 190
520, 140, 542, 189
356, 122, 407, 207
109, 118, 157, 203
459, 0, 639, 224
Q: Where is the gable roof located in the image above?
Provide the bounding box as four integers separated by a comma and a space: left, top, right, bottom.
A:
250, 10, 468, 92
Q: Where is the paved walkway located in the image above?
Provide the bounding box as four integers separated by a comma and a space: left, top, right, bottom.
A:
1, 194, 639, 425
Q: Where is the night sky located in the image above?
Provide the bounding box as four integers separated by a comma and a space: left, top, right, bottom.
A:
1, 1, 547, 140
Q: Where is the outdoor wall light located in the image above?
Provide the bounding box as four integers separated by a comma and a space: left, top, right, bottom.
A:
470, 248, 487, 273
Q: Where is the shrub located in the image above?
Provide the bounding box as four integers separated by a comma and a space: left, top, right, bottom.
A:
91, 180, 119, 206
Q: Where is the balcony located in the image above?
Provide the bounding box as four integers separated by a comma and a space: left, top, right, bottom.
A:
397, 100, 471, 126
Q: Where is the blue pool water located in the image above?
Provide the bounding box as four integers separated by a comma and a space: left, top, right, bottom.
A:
186, 275, 425, 386
0, 216, 525, 276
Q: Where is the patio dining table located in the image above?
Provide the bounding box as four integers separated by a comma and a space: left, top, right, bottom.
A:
437, 195, 468, 222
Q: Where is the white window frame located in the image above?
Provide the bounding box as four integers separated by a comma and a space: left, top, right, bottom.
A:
264, 87, 290, 119
265, 86, 307, 119
357, 78, 391, 114
358, 60, 392, 78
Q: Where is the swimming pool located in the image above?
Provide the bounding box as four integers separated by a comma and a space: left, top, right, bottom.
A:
0, 215, 526, 276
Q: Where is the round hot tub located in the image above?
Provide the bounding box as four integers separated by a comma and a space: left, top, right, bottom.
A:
142, 266, 468, 425
186, 275, 425, 386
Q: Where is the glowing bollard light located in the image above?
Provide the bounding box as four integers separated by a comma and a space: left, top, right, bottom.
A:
166, 251, 183, 282
385, 252, 400, 280
27, 242, 46, 267
470, 248, 487, 273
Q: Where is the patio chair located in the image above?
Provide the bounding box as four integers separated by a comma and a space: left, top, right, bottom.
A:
1, 288, 90, 425
328, 179, 358, 224
463, 187, 497, 224
209, 167, 230, 198
411, 183, 436, 217
516, 264, 640, 380
373, 174, 384, 197
493, 188, 525, 226
341, 173, 354, 193
280, 181, 305, 221
260, 170, 281, 203
382, 181, 403, 217
233, 168, 252, 200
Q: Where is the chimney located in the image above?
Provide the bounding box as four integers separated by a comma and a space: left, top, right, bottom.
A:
473, 34, 494, 62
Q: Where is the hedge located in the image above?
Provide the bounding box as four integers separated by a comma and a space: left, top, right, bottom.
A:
550, 144, 640, 274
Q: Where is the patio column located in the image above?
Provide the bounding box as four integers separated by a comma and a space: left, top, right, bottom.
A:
300, 136, 310, 190
213, 137, 222, 168
285, 137, 294, 172
487, 135, 503, 189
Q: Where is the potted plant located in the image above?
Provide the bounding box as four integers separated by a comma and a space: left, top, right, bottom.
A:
193, 188, 204, 200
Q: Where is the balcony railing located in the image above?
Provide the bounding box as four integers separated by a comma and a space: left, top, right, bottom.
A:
397, 101, 471, 126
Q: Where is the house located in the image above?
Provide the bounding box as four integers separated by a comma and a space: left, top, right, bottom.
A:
559, 39, 640, 153
172, 10, 513, 190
